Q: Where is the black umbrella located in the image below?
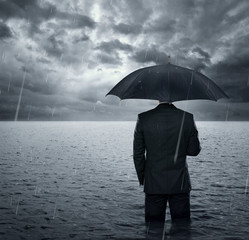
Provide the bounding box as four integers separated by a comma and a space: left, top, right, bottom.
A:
105, 62, 229, 102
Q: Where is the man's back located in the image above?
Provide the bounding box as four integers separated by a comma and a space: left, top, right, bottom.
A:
133, 103, 201, 194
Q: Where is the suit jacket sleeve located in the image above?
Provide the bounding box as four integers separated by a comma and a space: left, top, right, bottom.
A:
133, 114, 146, 185
186, 114, 201, 156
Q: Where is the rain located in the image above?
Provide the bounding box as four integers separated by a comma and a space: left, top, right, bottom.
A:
27, 105, 32, 120
14, 70, 27, 121
0, 0, 249, 239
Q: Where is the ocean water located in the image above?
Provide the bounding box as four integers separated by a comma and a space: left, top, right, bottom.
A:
0, 121, 249, 240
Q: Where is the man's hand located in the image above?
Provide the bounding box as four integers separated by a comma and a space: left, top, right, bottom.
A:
133, 115, 146, 187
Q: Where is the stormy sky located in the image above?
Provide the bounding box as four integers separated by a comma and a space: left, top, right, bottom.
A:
0, 0, 249, 121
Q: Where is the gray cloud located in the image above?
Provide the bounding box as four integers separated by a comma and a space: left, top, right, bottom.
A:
0, 0, 96, 37
73, 32, 89, 43
0, 21, 12, 38
113, 22, 142, 35
192, 47, 210, 62
97, 52, 122, 65
144, 19, 176, 34
56, 12, 96, 29
131, 45, 169, 64
44, 34, 65, 58
95, 39, 133, 53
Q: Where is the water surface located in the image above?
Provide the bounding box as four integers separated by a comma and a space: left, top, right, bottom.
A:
0, 121, 249, 239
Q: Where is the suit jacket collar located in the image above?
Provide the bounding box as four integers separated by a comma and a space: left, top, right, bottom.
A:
156, 103, 176, 109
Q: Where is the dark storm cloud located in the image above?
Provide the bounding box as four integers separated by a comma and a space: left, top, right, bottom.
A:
78, 81, 114, 103
44, 34, 65, 58
0, 67, 59, 98
0, 0, 37, 19
97, 52, 122, 65
172, 46, 211, 72
204, 25, 249, 102
0, 0, 96, 36
136, 0, 249, 104
144, 19, 176, 34
95, 39, 133, 53
131, 45, 168, 64
73, 33, 89, 43
36, 57, 51, 64
0, 0, 55, 36
191, 1, 243, 42
210, 54, 249, 102
112, 22, 142, 35
0, 21, 12, 38
192, 47, 210, 62
131, 45, 211, 69
56, 12, 96, 29
121, 0, 153, 23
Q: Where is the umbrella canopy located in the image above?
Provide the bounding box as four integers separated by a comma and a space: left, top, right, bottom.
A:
105, 63, 229, 102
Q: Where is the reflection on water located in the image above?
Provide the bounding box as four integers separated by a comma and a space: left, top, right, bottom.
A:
145, 219, 192, 239
0, 121, 249, 239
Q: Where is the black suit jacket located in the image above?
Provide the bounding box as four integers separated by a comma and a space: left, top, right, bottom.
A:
133, 103, 201, 194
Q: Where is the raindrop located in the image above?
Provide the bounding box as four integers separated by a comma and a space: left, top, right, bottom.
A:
247, 75, 249, 86
245, 165, 249, 195
7, 72, 12, 92
181, 172, 185, 190
30, 149, 33, 162
226, 109, 229, 121
156, 54, 159, 63
174, 111, 186, 163
0, 89, 1, 95
162, 221, 166, 240
35, 185, 38, 195
28, 105, 32, 120
10, 195, 13, 206
145, 49, 148, 60
51, 107, 55, 117
146, 221, 150, 235
190, 71, 193, 85
15, 197, 20, 215
225, 104, 230, 121
229, 194, 233, 213
67, 64, 72, 72
2, 52, 6, 62
45, 74, 49, 83
53, 202, 57, 219
15, 69, 27, 121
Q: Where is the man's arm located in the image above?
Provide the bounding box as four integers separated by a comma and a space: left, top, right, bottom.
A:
186, 115, 201, 156
133, 114, 146, 186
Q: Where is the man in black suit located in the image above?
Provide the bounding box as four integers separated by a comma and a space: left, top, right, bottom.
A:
133, 101, 201, 224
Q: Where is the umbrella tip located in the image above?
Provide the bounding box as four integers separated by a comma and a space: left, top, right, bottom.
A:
168, 56, 171, 64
